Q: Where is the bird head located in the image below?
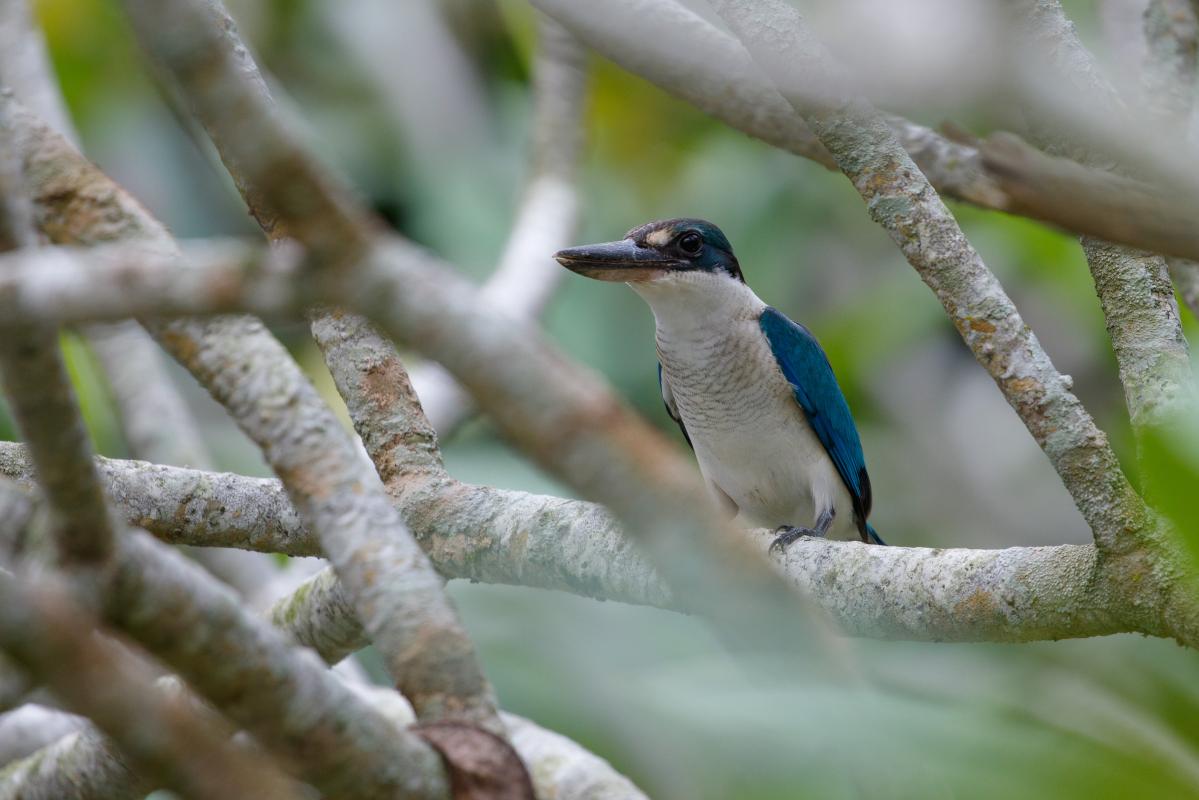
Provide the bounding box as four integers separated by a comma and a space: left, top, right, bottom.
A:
553, 218, 744, 285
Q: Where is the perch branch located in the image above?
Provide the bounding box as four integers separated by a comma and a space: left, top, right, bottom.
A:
4, 443, 1193, 646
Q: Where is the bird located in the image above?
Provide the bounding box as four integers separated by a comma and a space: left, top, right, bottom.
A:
554, 218, 883, 551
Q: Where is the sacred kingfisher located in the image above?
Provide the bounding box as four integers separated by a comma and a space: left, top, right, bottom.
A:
555, 218, 883, 551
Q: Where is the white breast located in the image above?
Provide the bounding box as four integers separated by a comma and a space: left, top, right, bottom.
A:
633, 272, 857, 540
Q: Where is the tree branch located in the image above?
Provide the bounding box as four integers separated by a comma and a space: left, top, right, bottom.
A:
0, 0, 271, 598
7, 443, 1193, 646
0, 576, 302, 800
530, 0, 1199, 262
1010, 0, 1194, 436
411, 14, 587, 436
1143, 0, 1199, 321
0, 105, 117, 565
3, 89, 459, 795
121, 0, 509, 734
0, 728, 141, 800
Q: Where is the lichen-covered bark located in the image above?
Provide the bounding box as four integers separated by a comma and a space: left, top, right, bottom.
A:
269, 565, 364, 665
103, 530, 450, 799
118, 0, 507, 734
1078, 239, 1193, 431
10, 444, 1196, 646
2, 444, 312, 555
0, 729, 141, 800
1143, 0, 1199, 121
1010, 0, 1194, 434
0, 575, 302, 800
529, 0, 1199, 266
1143, 0, 1199, 321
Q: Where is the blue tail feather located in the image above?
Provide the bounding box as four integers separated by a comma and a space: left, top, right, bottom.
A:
865, 523, 886, 546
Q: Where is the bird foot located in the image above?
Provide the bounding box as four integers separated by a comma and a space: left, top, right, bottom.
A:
769, 525, 822, 554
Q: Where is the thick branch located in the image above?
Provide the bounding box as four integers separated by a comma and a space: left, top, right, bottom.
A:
99, 528, 450, 798
0, 460, 452, 798
1143, 0, 1199, 321
530, 0, 1199, 263
7, 445, 1193, 645
120, 0, 505, 732
0, 575, 301, 800
1011, 0, 1193, 434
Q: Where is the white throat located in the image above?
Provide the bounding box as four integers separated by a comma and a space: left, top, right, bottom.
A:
629, 271, 766, 336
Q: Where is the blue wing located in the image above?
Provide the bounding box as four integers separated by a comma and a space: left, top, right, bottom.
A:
760, 307, 881, 543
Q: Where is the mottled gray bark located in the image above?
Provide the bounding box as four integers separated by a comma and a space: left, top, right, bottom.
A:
0, 575, 301, 800
1142, 0, 1199, 321
8, 443, 1194, 646
0, 101, 119, 567
119, 0, 504, 733
1010, 0, 1194, 435
530, 0, 1199, 263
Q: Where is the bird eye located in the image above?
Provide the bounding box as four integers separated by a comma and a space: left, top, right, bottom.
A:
678, 232, 703, 256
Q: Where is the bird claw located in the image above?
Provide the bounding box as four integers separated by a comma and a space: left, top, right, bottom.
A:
769, 525, 821, 554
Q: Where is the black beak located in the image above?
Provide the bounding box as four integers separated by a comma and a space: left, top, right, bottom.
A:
553, 239, 673, 282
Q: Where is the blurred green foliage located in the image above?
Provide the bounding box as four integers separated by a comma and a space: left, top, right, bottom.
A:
11, 0, 1199, 797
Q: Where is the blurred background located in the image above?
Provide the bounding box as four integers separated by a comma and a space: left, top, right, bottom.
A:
7, 0, 1199, 797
